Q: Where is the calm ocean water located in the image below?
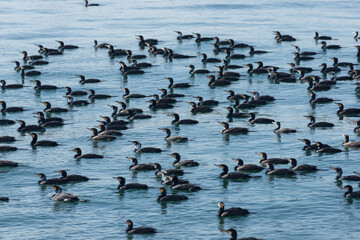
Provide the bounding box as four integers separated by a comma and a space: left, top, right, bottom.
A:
1, 0, 360, 239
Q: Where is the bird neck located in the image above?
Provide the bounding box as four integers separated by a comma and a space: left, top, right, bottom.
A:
30, 135, 38, 145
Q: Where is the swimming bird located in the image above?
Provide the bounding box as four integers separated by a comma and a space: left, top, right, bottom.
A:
258, 152, 289, 164
33, 112, 64, 123
274, 31, 296, 42
127, 157, 156, 170
156, 187, 188, 202
32, 80, 58, 90
20, 51, 43, 61
0, 80, 23, 89
129, 141, 162, 153
20, 67, 41, 77
201, 53, 221, 63
207, 75, 231, 87
165, 48, 195, 59
113, 177, 148, 190
93, 40, 109, 48
188, 65, 210, 74
170, 113, 198, 125
34, 173, 67, 185
233, 158, 264, 172
12, 60, 34, 71
217, 202, 249, 217
126, 109, 151, 120
230, 97, 256, 109
125, 50, 146, 61
84, 0, 99, 7
272, 121, 296, 134
265, 163, 295, 176
215, 164, 254, 179
320, 41, 341, 50
342, 134, 360, 148
125, 219, 156, 234
88, 89, 112, 99
41, 101, 68, 113
51, 186, 79, 202
0, 160, 18, 168
159, 88, 184, 98
71, 147, 103, 159
136, 35, 159, 46
314, 142, 342, 153
225, 49, 246, 59
0, 119, 15, 125
169, 153, 199, 167
0, 101, 25, 113
152, 163, 184, 176
298, 139, 322, 151
291, 45, 317, 56
159, 128, 188, 142
16, 120, 44, 132
308, 91, 333, 104
248, 46, 267, 55
65, 87, 87, 96
245, 64, 268, 74
170, 176, 201, 191
335, 103, 360, 115
148, 99, 173, 109
76, 75, 101, 84
225, 107, 248, 119
222, 60, 243, 69
248, 113, 274, 124
188, 102, 213, 114
220, 228, 262, 240
314, 31, 332, 40
97, 122, 123, 136
55, 40, 78, 50
28, 60, 48, 66
193, 33, 213, 42
66, 96, 89, 106
343, 185, 360, 198
0, 136, 17, 143
88, 127, 116, 140
218, 121, 249, 134
304, 115, 334, 128
106, 45, 127, 57
58, 170, 89, 182
288, 158, 317, 171
122, 88, 147, 99
332, 167, 360, 181
167, 77, 192, 88
174, 31, 194, 40
29, 133, 58, 147
306, 79, 331, 91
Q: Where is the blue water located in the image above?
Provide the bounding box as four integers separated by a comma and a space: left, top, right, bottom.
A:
1, 0, 360, 239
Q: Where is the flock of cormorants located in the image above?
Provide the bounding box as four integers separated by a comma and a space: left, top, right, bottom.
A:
1, 25, 360, 239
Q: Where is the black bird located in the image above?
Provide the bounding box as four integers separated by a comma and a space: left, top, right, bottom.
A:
289, 158, 317, 172
313, 31, 332, 40
218, 121, 249, 134
76, 75, 101, 84
217, 202, 249, 217
170, 176, 201, 191
265, 163, 296, 176
188, 65, 210, 74
233, 158, 264, 172
84, 0, 99, 6
129, 141, 162, 153
88, 89, 112, 99
71, 147, 103, 159
58, 170, 89, 182
34, 173, 67, 185
193, 33, 213, 42
127, 157, 156, 170
332, 167, 360, 181
170, 113, 198, 125
174, 31, 194, 40
32, 80, 58, 90
169, 153, 199, 167
343, 185, 360, 198
335, 103, 360, 115
304, 115, 334, 128
114, 177, 148, 190
93, 40, 109, 48
29, 133, 58, 147
258, 152, 289, 164
156, 187, 188, 202
320, 41, 341, 50
125, 220, 156, 234
0, 101, 26, 113
42, 101, 68, 113
201, 53, 221, 63
314, 142, 342, 153
16, 120, 44, 132
55, 40, 78, 50
65, 87, 87, 96
214, 164, 254, 179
